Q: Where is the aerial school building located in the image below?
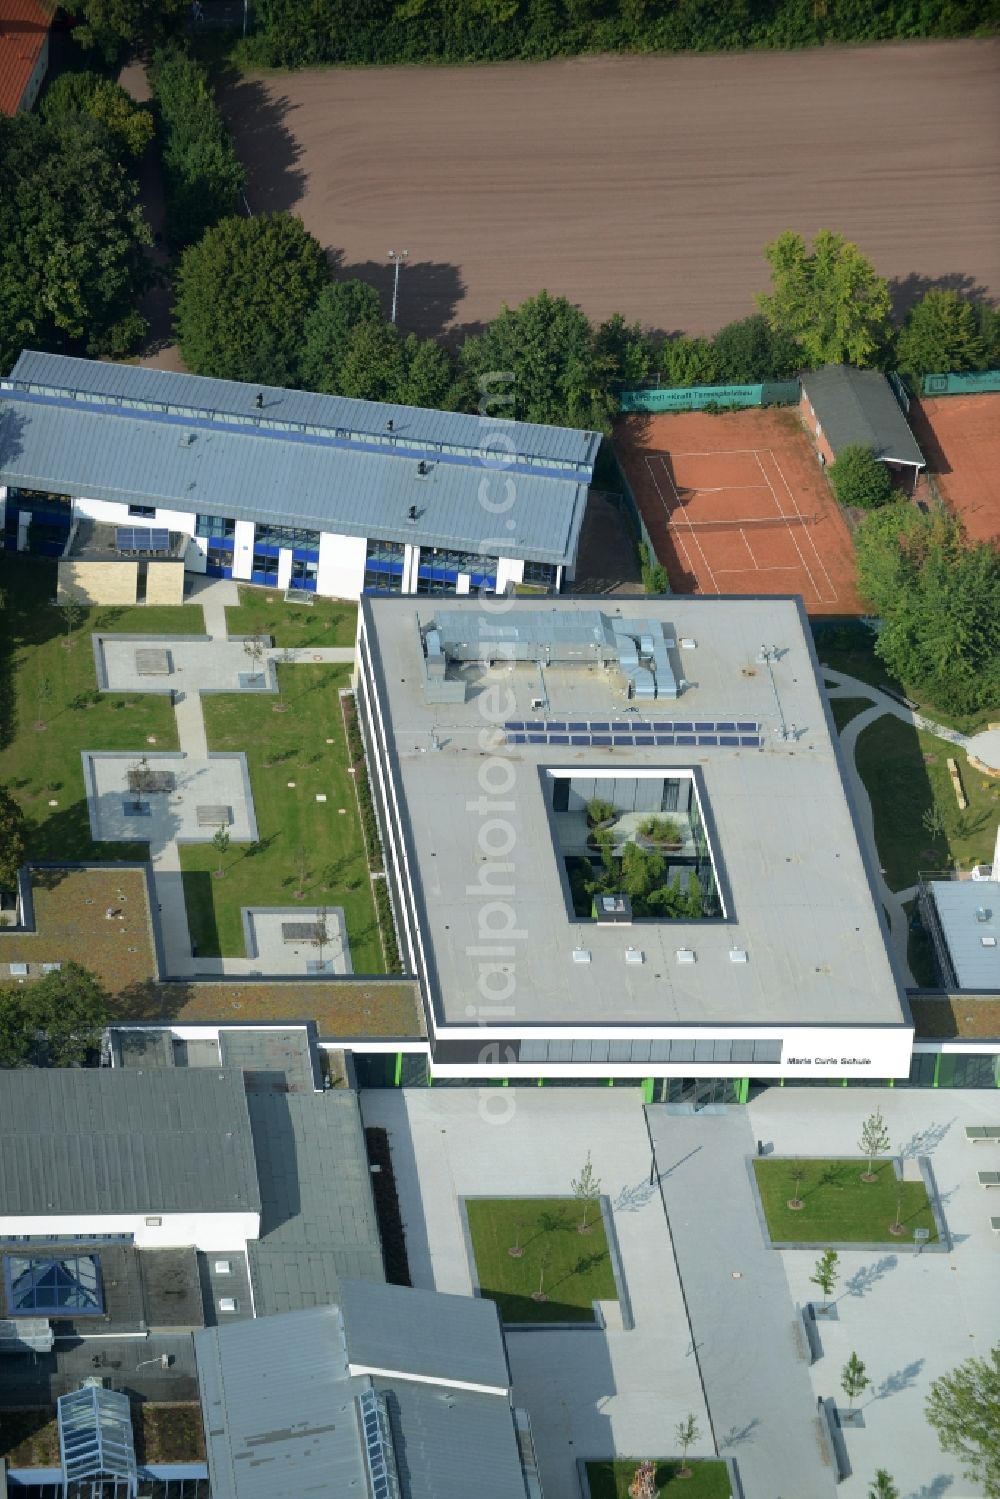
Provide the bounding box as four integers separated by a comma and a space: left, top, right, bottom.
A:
0, 352, 600, 604
356, 593, 916, 1096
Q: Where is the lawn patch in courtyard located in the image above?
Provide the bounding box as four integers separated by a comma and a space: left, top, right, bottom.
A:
585, 1459, 731, 1498
753, 1158, 937, 1245
179, 666, 384, 971
854, 715, 997, 890
465, 1197, 617, 1325
828, 696, 872, 734
0, 559, 189, 861
225, 586, 356, 647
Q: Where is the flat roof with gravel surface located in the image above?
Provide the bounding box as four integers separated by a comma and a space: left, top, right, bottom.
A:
363, 594, 906, 1029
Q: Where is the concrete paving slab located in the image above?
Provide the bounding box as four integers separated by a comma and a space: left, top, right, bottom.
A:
85, 752, 256, 848
648, 1106, 838, 1499
100, 636, 273, 694
750, 1087, 1000, 1499
243, 906, 352, 975
360, 1088, 713, 1499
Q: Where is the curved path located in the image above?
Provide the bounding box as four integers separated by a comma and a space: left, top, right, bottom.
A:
822, 668, 973, 987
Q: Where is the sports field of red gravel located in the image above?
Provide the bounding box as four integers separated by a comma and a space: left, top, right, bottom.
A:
908, 394, 1000, 546
219, 38, 1000, 338
616, 407, 865, 615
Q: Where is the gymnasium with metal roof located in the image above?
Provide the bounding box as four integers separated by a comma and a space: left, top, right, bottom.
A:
0, 1068, 259, 1221
0, 351, 599, 566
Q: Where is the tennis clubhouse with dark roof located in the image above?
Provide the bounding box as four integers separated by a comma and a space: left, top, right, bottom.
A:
800, 364, 925, 487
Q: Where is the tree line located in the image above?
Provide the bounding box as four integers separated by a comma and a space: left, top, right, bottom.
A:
237, 0, 996, 69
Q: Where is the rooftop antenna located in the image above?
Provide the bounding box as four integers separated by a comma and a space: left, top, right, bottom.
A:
254, 392, 263, 409
756, 644, 792, 741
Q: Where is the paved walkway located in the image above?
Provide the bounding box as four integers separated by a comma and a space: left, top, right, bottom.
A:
647, 1107, 838, 1499
90, 577, 356, 979
360, 1089, 712, 1499
821, 668, 975, 987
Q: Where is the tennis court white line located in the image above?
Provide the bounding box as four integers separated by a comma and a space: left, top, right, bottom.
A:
643, 454, 721, 595
753, 449, 824, 602
764, 447, 838, 602
642, 454, 700, 592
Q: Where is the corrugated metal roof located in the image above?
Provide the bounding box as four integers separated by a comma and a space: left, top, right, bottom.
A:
340, 1278, 509, 1390
380, 1379, 529, 1499
801, 365, 925, 467
194, 1305, 363, 1499
930, 879, 1000, 989
247, 1092, 384, 1315
0, 1069, 259, 1217
195, 1299, 529, 1499
0, 386, 590, 564
9, 351, 600, 469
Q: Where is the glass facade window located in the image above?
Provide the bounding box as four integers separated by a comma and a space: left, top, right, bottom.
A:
364, 566, 404, 594
4, 1253, 104, 1316
254, 523, 320, 551
128, 504, 156, 518
366, 539, 405, 566
251, 551, 280, 584
291, 557, 318, 591
8, 487, 71, 511
196, 513, 236, 541
522, 559, 558, 586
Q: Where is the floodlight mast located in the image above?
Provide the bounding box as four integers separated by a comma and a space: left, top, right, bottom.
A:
387, 249, 409, 325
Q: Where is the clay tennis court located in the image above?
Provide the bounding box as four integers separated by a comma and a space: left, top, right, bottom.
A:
218, 39, 1000, 337
617, 407, 864, 614
908, 394, 1000, 545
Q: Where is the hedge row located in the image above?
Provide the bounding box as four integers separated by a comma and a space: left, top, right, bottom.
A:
149, 47, 245, 249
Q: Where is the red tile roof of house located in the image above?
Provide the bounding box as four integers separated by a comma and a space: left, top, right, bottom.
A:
0, 0, 55, 117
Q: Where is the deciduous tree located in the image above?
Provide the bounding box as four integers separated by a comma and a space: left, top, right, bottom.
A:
757, 230, 892, 368
298, 279, 385, 393
712, 312, 801, 382
460, 290, 617, 431
895, 290, 986, 379
69, 0, 187, 60
810, 1248, 840, 1307
926, 1345, 1000, 1497
0, 113, 150, 369
29, 961, 109, 1066
174, 213, 329, 383
570, 1150, 601, 1233
859, 1107, 891, 1180
841, 1352, 871, 1409
0, 785, 27, 891
42, 71, 154, 159
675, 1414, 700, 1476
828, 444, 894, 511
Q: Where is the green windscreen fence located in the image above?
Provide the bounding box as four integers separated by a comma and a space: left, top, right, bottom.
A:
921, 369, 1000, 396
619, 380, 799, 413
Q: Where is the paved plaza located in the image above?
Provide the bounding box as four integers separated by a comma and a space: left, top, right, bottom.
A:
84, 750, 257, 847
360, 1088, 712, 1499
749, 1087, 1000, 1499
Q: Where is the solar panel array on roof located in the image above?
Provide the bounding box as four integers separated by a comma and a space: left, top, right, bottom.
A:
115, 526, 169, 554
503, 718, 762, 749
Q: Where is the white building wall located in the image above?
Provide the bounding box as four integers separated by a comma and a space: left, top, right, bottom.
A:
185, 537, 209, 574
317, 531, 367, 599
71, 497, 197, 536
402, 544, 420, 593
16, 35, 49, 114
496, 556, 524, 591
276, 548, 293, 590
232, 520, 255, 581
0, 1209, 260, 1251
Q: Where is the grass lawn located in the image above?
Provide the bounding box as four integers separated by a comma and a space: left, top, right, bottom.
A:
854, 715, 998, 890
753, 1158, 937, 1244
1, 1403, 204, 1466
465, 1197, 617, 1325
812, 621, 996, 737
828, 696, 873, 734
179, 665, 384, 972
586, 1460, 731, 1498
225, 585, 357, 647
0, 558, 193, 861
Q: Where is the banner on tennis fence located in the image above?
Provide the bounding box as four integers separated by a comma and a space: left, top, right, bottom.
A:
921, 369, 1000, 397
619, 380, 799, 413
